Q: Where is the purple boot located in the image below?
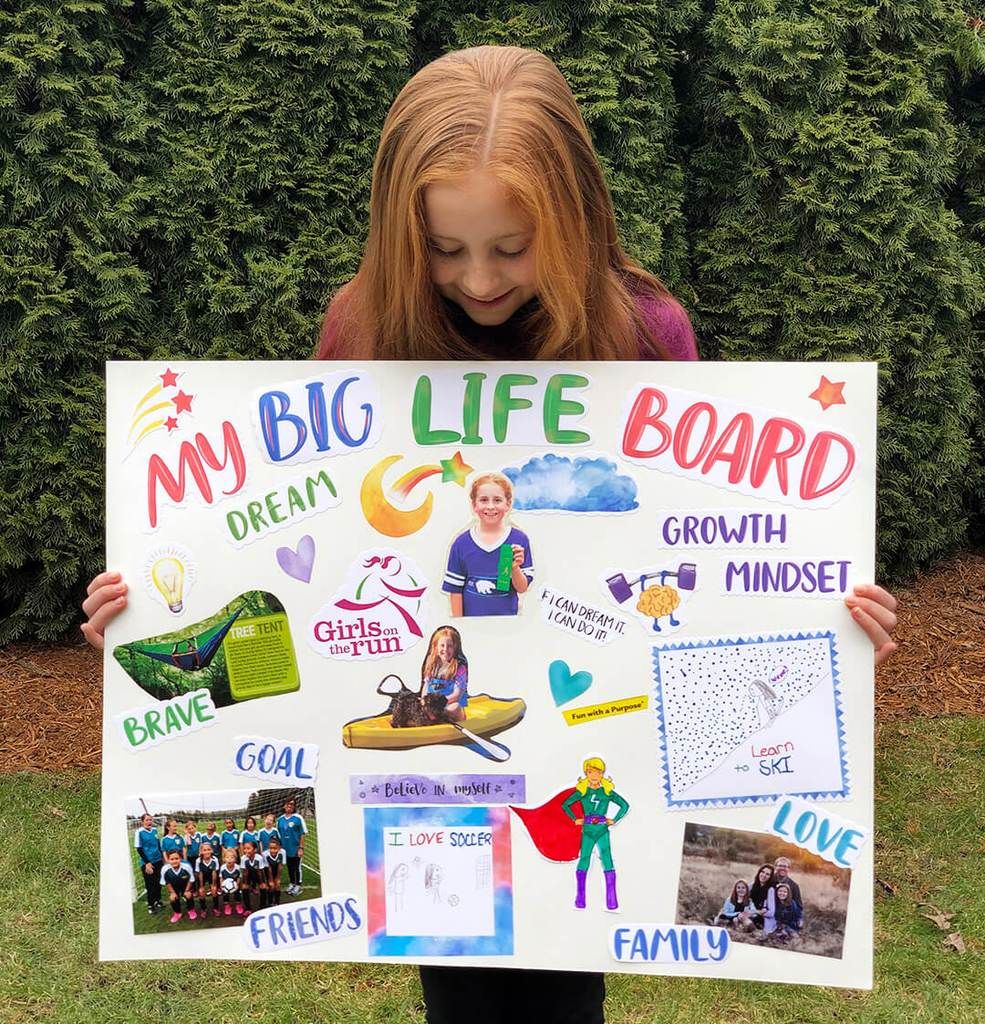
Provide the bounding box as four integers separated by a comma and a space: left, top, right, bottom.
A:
575, 869, 587, 909
604, 870, 618, 911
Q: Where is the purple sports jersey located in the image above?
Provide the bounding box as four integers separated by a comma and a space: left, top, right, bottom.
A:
442, 527, 533, 616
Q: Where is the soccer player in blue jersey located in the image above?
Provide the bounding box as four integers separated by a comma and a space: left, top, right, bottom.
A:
219, 848, 244, 916
220, 818, 240, 856
240, 815, 260, 852
264, 835, 287, 905
277, 798, 308, 896
161, 817, 186, 861
201, 820, 222, 852
239, 841, 266, 914
183, 819, 202, 866
161, 850, 197, 923
195, 841, 221, 917
258, 814, 280, 853
134, 813, 164, 913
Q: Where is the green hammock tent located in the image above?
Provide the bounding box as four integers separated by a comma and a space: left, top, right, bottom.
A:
122, 607, 245, 671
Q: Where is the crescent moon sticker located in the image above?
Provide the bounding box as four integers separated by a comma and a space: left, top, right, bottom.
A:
361, 455, 434, 537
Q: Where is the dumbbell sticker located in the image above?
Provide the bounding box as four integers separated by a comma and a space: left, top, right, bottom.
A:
603, 563, 697, 635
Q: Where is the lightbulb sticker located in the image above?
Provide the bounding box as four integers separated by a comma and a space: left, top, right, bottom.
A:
143, 544, 197, 615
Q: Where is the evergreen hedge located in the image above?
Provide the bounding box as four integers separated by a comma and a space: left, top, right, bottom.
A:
1, 0, 983, 641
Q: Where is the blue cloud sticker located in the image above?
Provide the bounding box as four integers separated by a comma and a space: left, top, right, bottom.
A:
503, 454, 639, 513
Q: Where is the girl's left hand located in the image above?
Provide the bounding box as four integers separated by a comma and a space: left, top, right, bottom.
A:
844, 584, 898, 666
511, 544, 524, 567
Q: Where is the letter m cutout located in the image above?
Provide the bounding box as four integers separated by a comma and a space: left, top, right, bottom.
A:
146, 421, 246, 528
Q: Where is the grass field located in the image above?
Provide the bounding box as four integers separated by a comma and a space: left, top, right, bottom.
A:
129, 818, 323, 935
1, 717, 983, 1023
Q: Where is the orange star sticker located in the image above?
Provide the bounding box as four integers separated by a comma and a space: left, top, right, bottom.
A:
809, 376, 846, 411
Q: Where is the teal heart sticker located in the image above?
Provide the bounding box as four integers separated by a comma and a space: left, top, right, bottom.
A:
549, 659, 593, 707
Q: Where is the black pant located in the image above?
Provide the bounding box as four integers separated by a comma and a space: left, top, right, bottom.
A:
142, 861, 162, 906
287, 854, 301, 885
419, 967, 604, 1024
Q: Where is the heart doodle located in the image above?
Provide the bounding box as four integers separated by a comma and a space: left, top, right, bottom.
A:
276, 535, 316, 583
549, 659, 593, 707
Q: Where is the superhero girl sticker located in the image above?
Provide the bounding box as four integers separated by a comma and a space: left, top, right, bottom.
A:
511, 755, 630, 912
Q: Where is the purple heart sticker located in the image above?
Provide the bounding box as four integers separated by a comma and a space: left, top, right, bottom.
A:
276, 535, 315, 583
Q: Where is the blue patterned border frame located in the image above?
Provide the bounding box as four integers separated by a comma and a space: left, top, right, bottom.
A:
651, 631, 850, 810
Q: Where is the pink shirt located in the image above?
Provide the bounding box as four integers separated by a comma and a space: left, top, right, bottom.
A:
319, 291, 700, 361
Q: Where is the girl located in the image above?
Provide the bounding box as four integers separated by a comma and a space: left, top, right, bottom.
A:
219, 818, 240, 856
764, 881, 803, 940
183, 819, 202, 867
239, 840, 266, 915
218, 847, 244, 917
133, 813, 163, 914
264, 836, 287, 905
160, 818, 185, 862
714, 879, 754, 929
82, 42, 899, 1024
420, 625, 469, 721
240, 816, 260, 852
161, 849, 196, 923
748, 863, 775, 929
195, 841, 221, 918
443, 473, 532, 617
561, 757, 630, 912
258, 813, 280, 853
277, 798, 307, 896
201, 820, 222, 852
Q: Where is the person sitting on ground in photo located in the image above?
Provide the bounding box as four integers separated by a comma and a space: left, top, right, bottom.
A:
713, 879, 755, 929
770, 856, 803, 905
763, 881, 803, 941
748, 863, 775, 929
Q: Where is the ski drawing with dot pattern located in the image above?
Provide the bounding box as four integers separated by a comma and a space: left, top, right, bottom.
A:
652, 633, 848, 808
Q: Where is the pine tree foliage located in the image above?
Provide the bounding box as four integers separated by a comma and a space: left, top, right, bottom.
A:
1, 1, 983, 639
682, 0, 985, 578
945, 13, 985, 542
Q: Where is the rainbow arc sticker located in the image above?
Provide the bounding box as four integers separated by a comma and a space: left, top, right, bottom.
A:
361, 451, 472, 537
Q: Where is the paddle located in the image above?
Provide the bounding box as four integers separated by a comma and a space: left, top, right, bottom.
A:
450, 721, 512, 762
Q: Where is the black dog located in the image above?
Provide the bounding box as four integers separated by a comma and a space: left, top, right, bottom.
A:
377, 676, 450, 728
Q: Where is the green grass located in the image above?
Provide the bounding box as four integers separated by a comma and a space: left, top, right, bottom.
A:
1, 718, 983, 1023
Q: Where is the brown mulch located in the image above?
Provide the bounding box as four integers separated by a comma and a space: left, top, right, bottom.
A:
1, 552, 983, 773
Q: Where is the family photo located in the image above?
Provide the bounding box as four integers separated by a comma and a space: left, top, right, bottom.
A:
675, 823, 851, 959
127, 788, 318, 934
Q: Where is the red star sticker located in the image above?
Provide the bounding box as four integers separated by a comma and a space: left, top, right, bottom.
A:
809, 376, 846, 411
160, 367, 179, 388
172, 390, 194, 415
164, 416, 179, 432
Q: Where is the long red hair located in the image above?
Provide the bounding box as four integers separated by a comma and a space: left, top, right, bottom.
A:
317, 46, 673, 360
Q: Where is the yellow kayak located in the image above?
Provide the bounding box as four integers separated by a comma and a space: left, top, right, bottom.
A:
342, 694, 526, 751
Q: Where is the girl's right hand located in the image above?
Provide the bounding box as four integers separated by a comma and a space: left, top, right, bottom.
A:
81, 571, 128, 650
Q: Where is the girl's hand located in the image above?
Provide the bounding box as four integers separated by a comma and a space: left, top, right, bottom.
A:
844, 584, 898, 666
144, 863, 153, 875
511, 544, 524, 567
81, 571, 128, 650
574, 818, 584, 826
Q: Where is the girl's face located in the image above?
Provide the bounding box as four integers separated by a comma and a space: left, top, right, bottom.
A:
265, 815, 274, 828
776, 884, 790, 901
758, 867, 772, 884
736, 882, 748, 899
224, 850, 236, 865
142, 815, 152, 828
586, 765, 604, 787
425, 170, 536, 326
184, 822, 194, 834
473, 482, 510, 527
225, 819, 234, 830
436, 633, 455, 663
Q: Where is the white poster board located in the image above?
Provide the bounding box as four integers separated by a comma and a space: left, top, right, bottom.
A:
99, 360, 875, 987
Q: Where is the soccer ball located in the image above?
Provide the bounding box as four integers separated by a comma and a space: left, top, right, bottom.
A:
221, 877, 238, 894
